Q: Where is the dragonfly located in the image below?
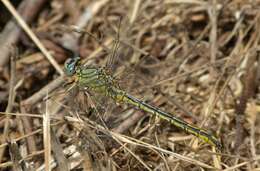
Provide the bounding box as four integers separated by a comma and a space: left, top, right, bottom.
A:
63, 55, 222, 149
60, 18, 222, 149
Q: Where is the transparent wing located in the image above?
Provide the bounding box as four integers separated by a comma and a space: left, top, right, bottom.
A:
105, 17, 122, 72
104, 16, 134, 74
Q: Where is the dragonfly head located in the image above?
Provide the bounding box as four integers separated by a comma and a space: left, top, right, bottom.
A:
64, 57, 80, 76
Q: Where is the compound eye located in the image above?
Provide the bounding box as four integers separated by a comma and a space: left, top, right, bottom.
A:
64, 57, 80, 76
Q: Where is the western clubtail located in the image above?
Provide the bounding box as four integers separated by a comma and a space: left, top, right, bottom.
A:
64, 57, 222, 149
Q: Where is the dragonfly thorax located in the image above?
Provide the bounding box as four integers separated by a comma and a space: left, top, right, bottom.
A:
75, 64, 119, 96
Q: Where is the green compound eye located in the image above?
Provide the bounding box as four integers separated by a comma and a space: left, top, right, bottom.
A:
64, 57, 80, 76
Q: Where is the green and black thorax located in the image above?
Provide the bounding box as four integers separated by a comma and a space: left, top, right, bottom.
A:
64, 57, 124, 100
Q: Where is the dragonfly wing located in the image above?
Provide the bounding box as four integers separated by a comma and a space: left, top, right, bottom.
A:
105, 16, 134, 74
104, 16, 122, 73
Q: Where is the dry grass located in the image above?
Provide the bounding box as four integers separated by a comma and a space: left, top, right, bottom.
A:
0, 0, 260, 170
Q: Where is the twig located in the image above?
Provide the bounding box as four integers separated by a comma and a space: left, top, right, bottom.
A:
130, 0, 141, 24
1, 0, 63, 75
50, 128, 69, 171
9, 140, 27, 171
208, 0, 218, 76
60, 0, 109, 53
5, 46, 17, 113
234, 50, 258, 151
19, 106, 37, 154
21, 76, 65, 107
112, 110, 145, 134
43, 97, 51, 171
0, 47, 17, 162
0, 0, 47, 69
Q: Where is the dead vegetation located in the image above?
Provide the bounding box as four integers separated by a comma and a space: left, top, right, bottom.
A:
0, 0, 260, 170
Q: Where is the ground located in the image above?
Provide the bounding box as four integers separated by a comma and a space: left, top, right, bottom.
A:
0, 0, 260, 170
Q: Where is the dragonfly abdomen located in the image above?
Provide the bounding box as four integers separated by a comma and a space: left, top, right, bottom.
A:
114, 90, 222, 149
